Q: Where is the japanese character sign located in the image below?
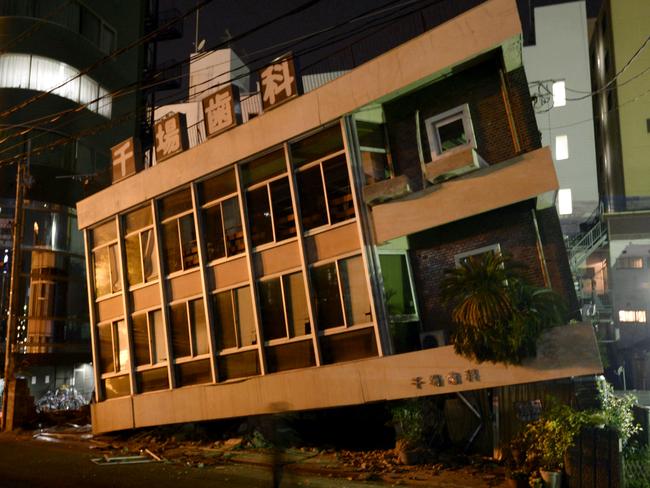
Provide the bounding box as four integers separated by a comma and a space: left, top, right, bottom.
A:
154, 112, 188, 163
259, 55, 299, 111
111, 137, 141, 183
202, 85, 240, 138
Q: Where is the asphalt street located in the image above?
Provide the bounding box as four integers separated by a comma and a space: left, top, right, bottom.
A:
0, 434, 388, 488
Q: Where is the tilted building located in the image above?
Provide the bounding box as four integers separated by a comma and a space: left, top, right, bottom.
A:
76, 0, 601, 434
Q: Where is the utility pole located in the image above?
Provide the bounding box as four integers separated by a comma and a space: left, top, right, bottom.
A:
1, 142, 27, 431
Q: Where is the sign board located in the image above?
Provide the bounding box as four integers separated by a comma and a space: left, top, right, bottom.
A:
154, 112, 188, 163
202, 85, 241, 138
111, 137, 142, 184
259, 54, 300, 112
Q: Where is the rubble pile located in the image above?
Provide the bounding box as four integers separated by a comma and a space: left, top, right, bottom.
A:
35, 386, 87, 413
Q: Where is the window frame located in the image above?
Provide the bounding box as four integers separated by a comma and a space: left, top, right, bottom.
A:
454, 243, 502, 268
245, 171, 297, 250
310, 252, 374, 336
96, 318, 130, 379
294, 149, 356, 234
122, 205, 159, 289
200, 177, 244, 263
158, 190, 199, 276
90, 219, 122, 299
424, 104, 475, 160
168, 296, 211, 363
131, 308, 167, 372
377, 250, 420, 323
257, 267, 312, 346
210, 283, 259, 355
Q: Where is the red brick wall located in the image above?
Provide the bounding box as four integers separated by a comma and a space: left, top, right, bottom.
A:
406, 201, 576, 334
383, 54, 540, 192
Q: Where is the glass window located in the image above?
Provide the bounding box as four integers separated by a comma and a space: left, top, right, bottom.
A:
125, 206, 152, 233
190, 299, 209, 355
246, 186, 273, 247
170, 303, 190, 357
424, 104, 474, 158
270, 178, 295, 241
241, 149, 286, 187
212, 286, 257, 350
297, 166, 327, 230
235, 287, 256, 346
339, 256, 371, 326
259, 278, 286, 340
93, 242, 121, 297
619, 310, 647, 323
97, 322, 114, 374
125, 235, 143, 286
247, 176, 295, 247
311, 263, 344, 329
312, 256, 371, 330
200, 169, 237, 203
160, 192, 198, 274
92, 220, 117, 247
213, 291, 236, 349
132, 309, 166, 367
379, 253, 417, 318
203, 196, 243, 261
324, 156, 354, 225
170, 300, 208, 358
291, 125, 343, 167
284, 272, 310, 337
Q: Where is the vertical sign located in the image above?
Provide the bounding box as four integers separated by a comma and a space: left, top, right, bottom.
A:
259, 54, 300, 112
202, 85, 241, 138
111, 137, 141, 184
154, 112, 188, 163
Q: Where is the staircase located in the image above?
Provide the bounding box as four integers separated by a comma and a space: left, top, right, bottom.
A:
567, 220, 608, 274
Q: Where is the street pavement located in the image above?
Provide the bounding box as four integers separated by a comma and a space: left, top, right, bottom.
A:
0, 433, 390, 488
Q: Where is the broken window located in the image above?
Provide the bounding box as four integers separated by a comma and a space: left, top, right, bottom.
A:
91, 219, 121, 298
424, 104, 475, 159
212, 286, 257, 350
131, 309, 166, 367
378, 251, 418, 321
356, 120, 392, 184
96, 319, 130, 381
258, 271, 310, 341
123, 205, 158, 287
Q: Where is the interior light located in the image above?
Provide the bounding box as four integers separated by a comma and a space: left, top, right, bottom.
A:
555, 135, 569, 160
552, 81, 566, 107
558, 189, 573, 215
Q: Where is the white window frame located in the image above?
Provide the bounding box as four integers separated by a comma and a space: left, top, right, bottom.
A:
424, 104, 476, 160
454, 243, 501, 267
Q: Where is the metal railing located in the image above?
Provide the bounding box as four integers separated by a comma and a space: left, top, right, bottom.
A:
569, 220, 608, 272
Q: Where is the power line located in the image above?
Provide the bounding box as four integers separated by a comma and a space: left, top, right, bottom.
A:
566, 35, 650, 101
0, 0, 437, 158
0, 0, 215, 120
0, 0, 74, 55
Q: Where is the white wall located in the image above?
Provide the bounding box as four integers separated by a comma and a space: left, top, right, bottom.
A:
523, 1, 599, 229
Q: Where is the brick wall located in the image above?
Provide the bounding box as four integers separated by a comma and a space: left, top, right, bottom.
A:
384, 52, 540, 192
407, 200, 570, 334
535, 206, 580, 318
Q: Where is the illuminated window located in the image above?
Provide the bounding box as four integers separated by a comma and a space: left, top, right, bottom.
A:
555, 135, 569, 160
617, 257, 644, 269
91, 220, 121, 297
552, 81, 566, 107
619, 310, 647, 323
0, 53, 112, 117
558, 188, 573, 215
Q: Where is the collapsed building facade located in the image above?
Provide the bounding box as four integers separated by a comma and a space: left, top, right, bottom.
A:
76, 0, 601, 434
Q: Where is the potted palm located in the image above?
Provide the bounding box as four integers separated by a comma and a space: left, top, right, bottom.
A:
440, 252, 566, 365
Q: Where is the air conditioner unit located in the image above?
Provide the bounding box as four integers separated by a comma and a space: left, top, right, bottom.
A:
420, 329, 446, 349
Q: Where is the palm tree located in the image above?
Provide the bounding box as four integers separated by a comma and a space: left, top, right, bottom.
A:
440, 252, 566, 364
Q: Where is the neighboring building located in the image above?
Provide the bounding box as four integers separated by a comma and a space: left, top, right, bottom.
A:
77, 0, 600, 434
588, 0, 650, 389
0, 1, 144, 402
523, 0, 599, 235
